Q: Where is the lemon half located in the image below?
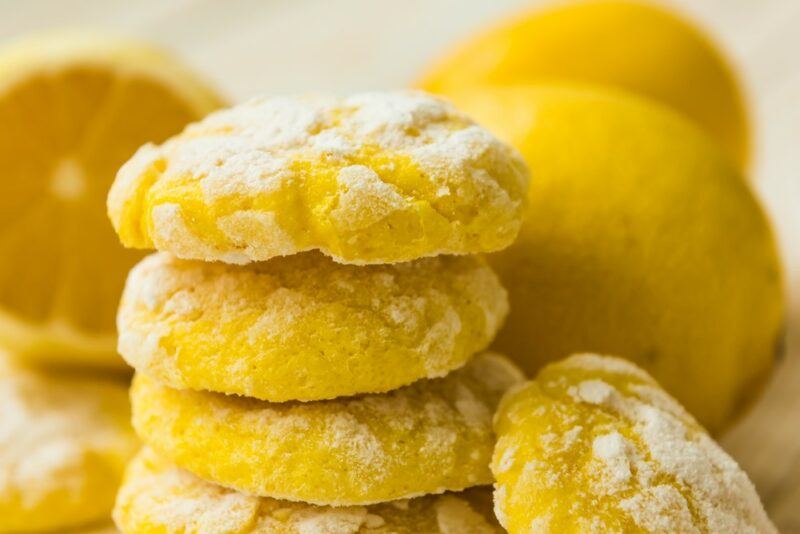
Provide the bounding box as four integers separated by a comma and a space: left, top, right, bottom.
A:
0, 33, 223, 368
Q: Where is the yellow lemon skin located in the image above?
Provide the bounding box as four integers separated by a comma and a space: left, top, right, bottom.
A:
118, 251, 507, 401
113, 448, 502, 534
73, 525, 119, 534
0, 32, 224, 368
73, 524, 119, 534
418, 0, 750, 168
447, 85, 784, 434
492, 354, 775, 533
108, 91, 529, 265
130, 353, 525, 506
0, 357, 138, 533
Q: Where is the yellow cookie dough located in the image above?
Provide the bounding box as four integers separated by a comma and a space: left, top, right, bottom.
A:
131, 352, 524, 505
0, 357, 138, 533
492, 354, 776, 533
118, 251, 507, 401
114, 447, 502, 533
107, 91, 530, 265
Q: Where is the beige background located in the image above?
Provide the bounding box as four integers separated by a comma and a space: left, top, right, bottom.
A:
0, 0, 797, 530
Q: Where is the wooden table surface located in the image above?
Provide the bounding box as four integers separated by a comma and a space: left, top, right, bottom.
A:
1, 0, 797, 530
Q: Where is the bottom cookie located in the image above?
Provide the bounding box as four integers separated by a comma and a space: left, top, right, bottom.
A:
113, 448, 501, 533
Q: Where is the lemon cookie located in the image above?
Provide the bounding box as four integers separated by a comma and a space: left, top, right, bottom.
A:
114, 447, 501, 533
131, 352, 524, 505
118, 251, 507, 401
0, 357, 138, 532
108, 91, 529, 265
492, 354, 776, 533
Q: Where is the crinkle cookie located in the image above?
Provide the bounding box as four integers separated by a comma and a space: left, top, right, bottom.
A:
113, 447, 502, 533
118, 251, 507, 401
492, 354, 776, 533
0, 357, 138, 533
107, 91, 529, 265
131, 352, 524, 505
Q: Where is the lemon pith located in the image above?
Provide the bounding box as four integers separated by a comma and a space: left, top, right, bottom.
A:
0, 32, 224, 367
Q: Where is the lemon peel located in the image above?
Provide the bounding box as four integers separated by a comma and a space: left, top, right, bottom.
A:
131, 352, 524, 505
492, 354, 776, 533
108, 91, 529, 265
446, 85, 783, 432
118, 251, 507, 401
0, 357, 137, 532
417, 0, 750, 168
113, 447, 501, 533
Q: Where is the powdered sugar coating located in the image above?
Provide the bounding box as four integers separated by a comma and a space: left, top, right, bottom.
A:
108, 91, 529, 264
113, 448, 501, 533
492, 354, 776, 533
0, 358, 138, 532
118, 251, 507, 401
131, 352, 525, 506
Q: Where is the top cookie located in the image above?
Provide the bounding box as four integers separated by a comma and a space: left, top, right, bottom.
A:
108, 91, 529, 264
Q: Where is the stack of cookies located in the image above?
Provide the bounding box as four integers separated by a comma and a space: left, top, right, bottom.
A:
107, 91, 530, 532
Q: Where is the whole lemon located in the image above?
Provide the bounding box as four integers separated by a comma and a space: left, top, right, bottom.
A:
418, 0, 750, 169
448, 85, 783, 433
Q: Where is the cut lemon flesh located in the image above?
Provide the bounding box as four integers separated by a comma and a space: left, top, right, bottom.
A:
0, 33, 224, 368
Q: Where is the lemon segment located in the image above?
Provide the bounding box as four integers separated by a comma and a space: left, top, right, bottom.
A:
492, 354, 775, 533
0, 33, 224, 368
130, 353, 524, 506
113, 447, 501, 533
417, 0, 750, 168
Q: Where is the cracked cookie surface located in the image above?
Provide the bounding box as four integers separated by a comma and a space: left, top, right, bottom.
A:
118, 251, 507, 401
113, 447, 502, 533
108, 91, 529, 265
492, 354, 776, 533
131, 353, 524, 506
